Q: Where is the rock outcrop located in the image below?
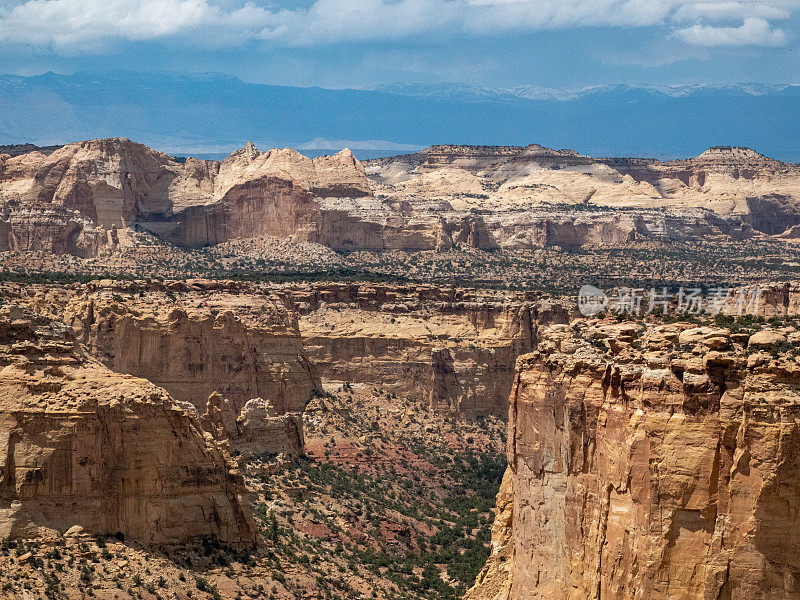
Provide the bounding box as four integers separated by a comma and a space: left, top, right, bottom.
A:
470, 320, 800, 600
0, 203, 110, 256
368, 144, 800, 244
281, 283, 568, 418
202, 392, 304, 456
62, 280, 318, 454
0, 138, 370, 254
0, 305, 256, 545
2, 139, 799, 258
314, 198, 499, 251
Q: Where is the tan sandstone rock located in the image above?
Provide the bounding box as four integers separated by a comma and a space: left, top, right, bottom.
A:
0, 305, 256, 545
64, 280, 319, 416
470, 320, 800, 600
283, 283, 568, 417
748, 329, 787, 349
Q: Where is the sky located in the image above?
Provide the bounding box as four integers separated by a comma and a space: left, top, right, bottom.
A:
0, 0, 798, 89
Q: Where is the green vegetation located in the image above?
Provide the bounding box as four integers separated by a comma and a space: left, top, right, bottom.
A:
250, 443, 505, 600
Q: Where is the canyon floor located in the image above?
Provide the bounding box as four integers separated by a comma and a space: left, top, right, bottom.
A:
0, 378, 505, 600
1, 234, 797, 295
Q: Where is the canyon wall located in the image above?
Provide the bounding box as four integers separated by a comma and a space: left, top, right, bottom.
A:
62, 279, 318, 455
3, 139, 800, 258
0, 305, 256, 545
728, 282, 800, 318
0, 139, 371, 254
0, 278, 552, 436
368, 144, 800, 244
280, 283, 568, 418
470, 320, 800, 600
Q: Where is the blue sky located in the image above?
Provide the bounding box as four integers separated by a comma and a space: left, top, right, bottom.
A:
0, 0, 798, 89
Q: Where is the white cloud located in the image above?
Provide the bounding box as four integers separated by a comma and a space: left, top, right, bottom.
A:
0, 0, 795, 51
258, 0, 459, 45
0, 0, 218, 47
673, 1, 796, 22
674, 16, 787, 45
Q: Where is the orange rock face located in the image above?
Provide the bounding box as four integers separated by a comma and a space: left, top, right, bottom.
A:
471, 321, 800, 600
64, 279, 319, 416
0, 305, 256, 545
60, 280, 319, 456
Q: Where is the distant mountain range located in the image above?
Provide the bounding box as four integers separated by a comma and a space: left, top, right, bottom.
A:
375, 82, 800, 102
0, 71, 798, 161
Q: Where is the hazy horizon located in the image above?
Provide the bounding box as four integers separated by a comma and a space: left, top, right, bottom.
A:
2, 0, 798, 159
1, 70, 799, 161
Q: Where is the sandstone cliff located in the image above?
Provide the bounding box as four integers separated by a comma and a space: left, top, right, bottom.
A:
727, 282, 800, 318
281, 283, 568, 418
469, 320, 800, 600
0, 305, 256, 545
202, 392, 304, 456
368, 144, 800, 244
3, 139, 798, 259
62, 279, 318, 454
0, 138, 371, 254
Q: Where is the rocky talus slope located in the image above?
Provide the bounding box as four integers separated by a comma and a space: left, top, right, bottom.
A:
280, 283, 568, 417
469, 319, 800, 600
0, 305, 256, 545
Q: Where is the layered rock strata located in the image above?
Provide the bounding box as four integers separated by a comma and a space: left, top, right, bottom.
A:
62, 280, 317, 454
280, 283, 568, 417
202, 392, 304, 456
0, 138, 369, 254
470, 320, 800, 600
0, 139, 501, 255
64, 279, 318, 414
0, 305, 256, 545
3, 139, 799, 258
368, 144, 800, 244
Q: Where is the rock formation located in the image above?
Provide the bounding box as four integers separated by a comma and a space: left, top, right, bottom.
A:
470, 320, 800, 600
0, 277, 565, 426
281, 283, 568, 417
2, 139, 798, 258
234, 397, 304, 456
0, 138, 369, 254
202, 392, 304, 456
61, 279, 318, 454
369, 144, 800, 244
0, 305, 256, 545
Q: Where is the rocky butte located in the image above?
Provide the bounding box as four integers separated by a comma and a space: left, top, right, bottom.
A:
469, 319, 800, 600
